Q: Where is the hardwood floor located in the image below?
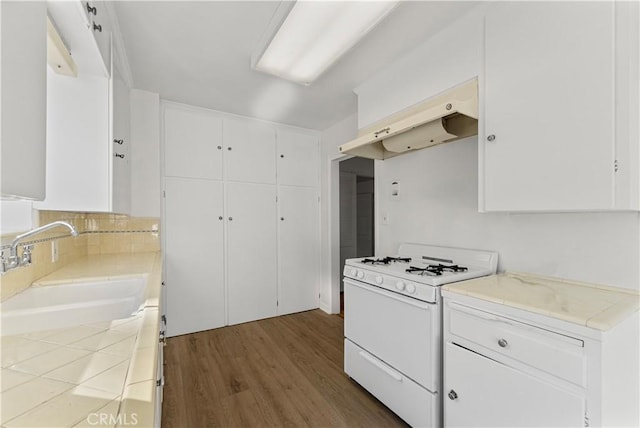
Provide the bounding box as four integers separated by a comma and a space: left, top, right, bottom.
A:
161, 310, 408, 427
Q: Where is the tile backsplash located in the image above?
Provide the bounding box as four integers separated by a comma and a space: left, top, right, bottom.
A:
0, 211, 159, 301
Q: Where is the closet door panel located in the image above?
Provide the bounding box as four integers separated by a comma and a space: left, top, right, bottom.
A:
227, 182, 277, 325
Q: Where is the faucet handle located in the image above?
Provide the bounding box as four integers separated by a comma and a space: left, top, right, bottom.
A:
20, 245, 33, 266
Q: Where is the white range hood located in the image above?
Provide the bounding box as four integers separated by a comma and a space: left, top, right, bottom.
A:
340, 79, 478, 160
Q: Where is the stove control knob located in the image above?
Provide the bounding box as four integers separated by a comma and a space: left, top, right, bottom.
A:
406, 283, 416, 294
375, 276, 383, 285
350, 268, 359, 277
357, 271, 365, 279
395, 281, 405, 291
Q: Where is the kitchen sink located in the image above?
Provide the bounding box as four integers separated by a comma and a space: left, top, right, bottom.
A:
0, 276, 146, 336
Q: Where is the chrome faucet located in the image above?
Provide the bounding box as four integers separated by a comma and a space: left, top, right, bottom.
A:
1, 221, 79, 273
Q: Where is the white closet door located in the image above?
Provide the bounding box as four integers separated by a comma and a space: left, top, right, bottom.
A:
164, 177, 225, 337
223, 118, 276, 184
277, 129, 319, 187
277, 186, 320, 315
164, 104, 223, 180
227, 182, 277, 325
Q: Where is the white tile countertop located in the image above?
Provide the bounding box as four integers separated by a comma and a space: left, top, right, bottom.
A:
442, 272, 640, 331
0, 252, 162, 427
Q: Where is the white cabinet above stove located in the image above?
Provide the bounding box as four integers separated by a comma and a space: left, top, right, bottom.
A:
479, 1, 639, 212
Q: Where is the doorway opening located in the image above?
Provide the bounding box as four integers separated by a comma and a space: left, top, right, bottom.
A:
339, 157, 374, 316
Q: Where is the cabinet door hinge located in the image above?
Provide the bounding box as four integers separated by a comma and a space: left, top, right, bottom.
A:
163, 190, 166, 198
614, 159, 619, 173
276, 300, 279, 307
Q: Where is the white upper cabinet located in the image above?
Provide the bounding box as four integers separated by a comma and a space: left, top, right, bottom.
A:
480, 1, 639, 212
81, 0, 111, 73
277, 129, 319, 187
164, 104, 223, 180
223, 118, 276, 184
36, 2, 132, 213
1, 1, 47, 200
111, 63, 131, 214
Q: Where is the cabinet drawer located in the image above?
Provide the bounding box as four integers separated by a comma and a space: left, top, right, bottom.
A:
344, 339, 437, 427
446, 302, 585, 387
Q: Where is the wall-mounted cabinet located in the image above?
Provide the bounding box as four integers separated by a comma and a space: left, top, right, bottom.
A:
479, 1, 639, 212
1, 1, 47, 200
277, 129, 319, 187
36, 1, 131, 213
162, 102, 320, 336
79, 0, 111, 73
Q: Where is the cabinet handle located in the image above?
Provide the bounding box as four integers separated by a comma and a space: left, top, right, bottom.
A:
93, 22, 102, 32
218, 216, 223, 220
374, 127, 390, 137
114, 153, 125, 159
113, 139, 124, 145
280, 217, 284, 221
228, 217, 233, 221
487, 134, 496, 142
86, 3, 97, 15
227, 147, 232, 151
280, 154, 284, 158
217, 146, 222, 150
498, 338, 508, 348
448, 390, 458, 400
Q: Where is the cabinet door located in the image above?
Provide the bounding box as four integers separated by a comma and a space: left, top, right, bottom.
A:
35, 70, 111, 212
277, 130, 319, 187
164, 104, 223, 180
444, 342, 584, 427
83, 0, 111, 74
164, 177, 225, 337
111, 64, 130, 214
277, 186, 319, 315
227, 182, 277, 325
482, 2, 615, 211
224, 119, 276, 184
1, 1, 47, 200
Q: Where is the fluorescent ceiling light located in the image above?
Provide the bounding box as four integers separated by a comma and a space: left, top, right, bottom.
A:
254, 1, 399, 85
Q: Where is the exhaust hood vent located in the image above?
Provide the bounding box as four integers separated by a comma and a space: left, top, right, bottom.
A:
339, 79, 478, 160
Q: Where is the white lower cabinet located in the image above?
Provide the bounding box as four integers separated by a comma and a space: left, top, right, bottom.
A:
443, 295, 640, 428
445, 342, 584, 427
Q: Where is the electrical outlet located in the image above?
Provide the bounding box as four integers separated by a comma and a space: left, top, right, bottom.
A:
51, 241, 59, 263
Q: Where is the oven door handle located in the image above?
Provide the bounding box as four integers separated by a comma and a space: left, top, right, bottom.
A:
358, 351, 403, 382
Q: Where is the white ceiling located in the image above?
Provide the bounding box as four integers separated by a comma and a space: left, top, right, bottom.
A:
114, 1, 481, 131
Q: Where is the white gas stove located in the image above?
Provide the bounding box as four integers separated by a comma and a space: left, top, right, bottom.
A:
343, 243, 498, 427
344, 243, 498, 303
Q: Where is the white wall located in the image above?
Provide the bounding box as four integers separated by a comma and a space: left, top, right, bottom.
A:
352, 4, 640, 291
130, 89, 161, 217
319, 113, 358, 313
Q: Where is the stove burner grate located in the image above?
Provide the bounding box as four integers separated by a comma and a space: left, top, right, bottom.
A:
406, 263, 468, 276
361, 256, 411, 265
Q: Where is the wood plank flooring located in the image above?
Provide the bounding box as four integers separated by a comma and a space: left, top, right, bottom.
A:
161, 310, 408, 427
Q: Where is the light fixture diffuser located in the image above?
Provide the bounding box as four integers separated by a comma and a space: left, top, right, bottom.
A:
254, 1, 399, 85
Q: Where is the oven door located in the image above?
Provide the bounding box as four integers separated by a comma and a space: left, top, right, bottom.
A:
344, 277, 441, 392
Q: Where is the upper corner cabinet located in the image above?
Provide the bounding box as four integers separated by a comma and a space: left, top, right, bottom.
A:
277, 129, 319, 187
480, 1, 639, 212
1, 1, 47, 200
